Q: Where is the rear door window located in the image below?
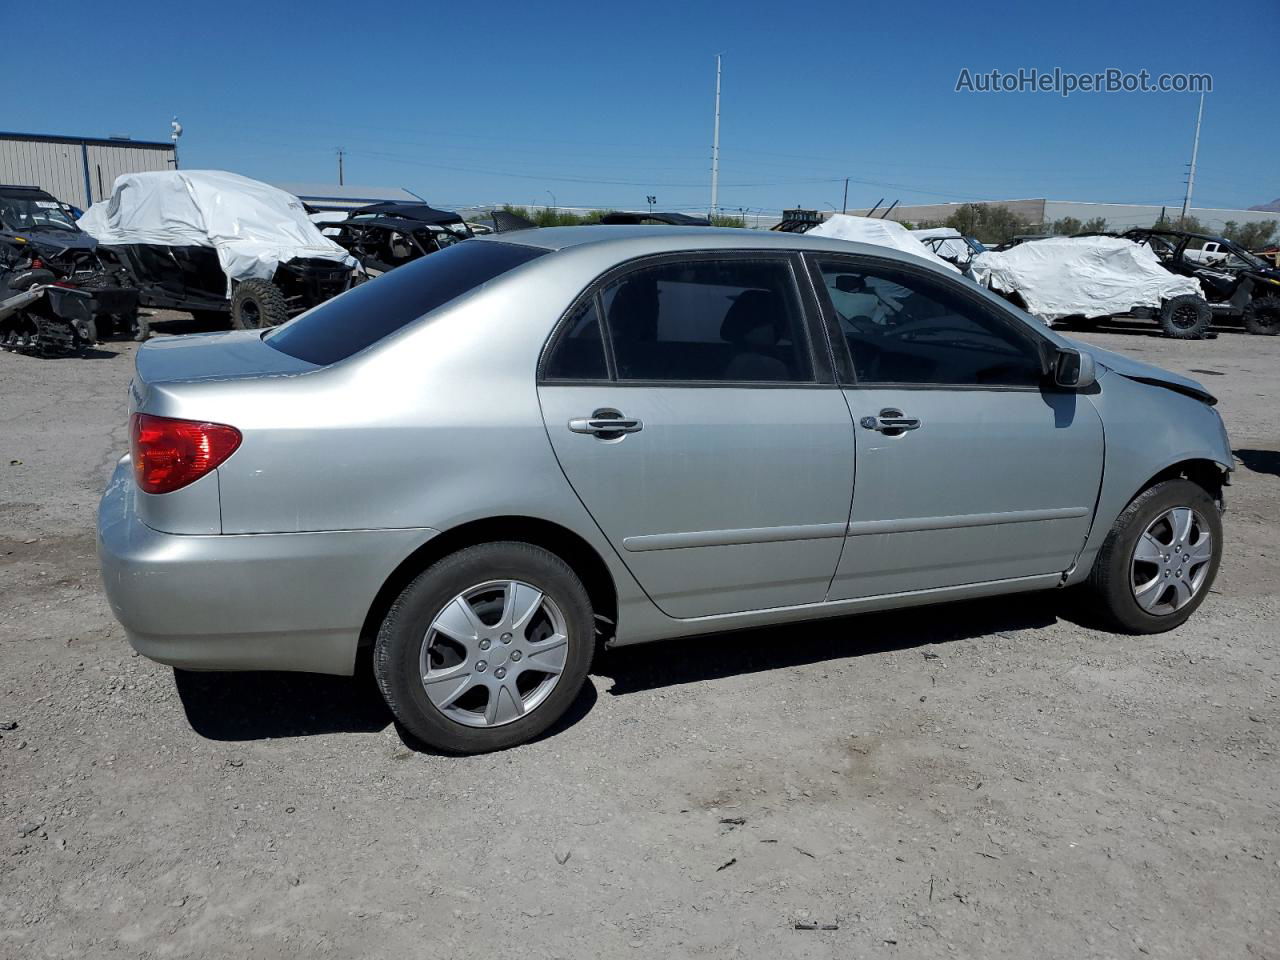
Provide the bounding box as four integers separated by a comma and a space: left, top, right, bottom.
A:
267, 240, 545, 365
599, 258, 813, 383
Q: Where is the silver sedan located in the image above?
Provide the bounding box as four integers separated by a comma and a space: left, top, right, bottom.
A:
98, 226, 1231, 753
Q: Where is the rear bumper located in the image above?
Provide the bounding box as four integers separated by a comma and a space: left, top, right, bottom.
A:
97, 456, 437, 676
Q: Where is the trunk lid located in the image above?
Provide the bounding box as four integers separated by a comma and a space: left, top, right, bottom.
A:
134, 329, 317, 388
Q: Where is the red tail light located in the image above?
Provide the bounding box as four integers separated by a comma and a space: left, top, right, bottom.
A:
130, 414, 242, 495
30, 258, 44, 270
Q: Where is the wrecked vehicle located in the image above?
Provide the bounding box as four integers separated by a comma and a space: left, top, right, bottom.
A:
1122, 229, 1280, 336
78, 171, 360, 329
327, 202, 473, 275
970, 235, 1211, 339
807, 215, 963, 273
1, 184, 142, 355
910, 227, 988, 271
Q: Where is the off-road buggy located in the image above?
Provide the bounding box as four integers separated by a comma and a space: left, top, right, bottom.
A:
0, 184, 142, 356
324, 202, 473, 275
1122, 229, 1280, 336
78, 171, 361, 330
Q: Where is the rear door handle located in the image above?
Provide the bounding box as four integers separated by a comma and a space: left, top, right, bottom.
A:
568, 408, 643, 438
860, 408, 921, 435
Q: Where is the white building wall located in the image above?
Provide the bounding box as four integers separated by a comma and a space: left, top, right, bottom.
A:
0, 135, 172, 209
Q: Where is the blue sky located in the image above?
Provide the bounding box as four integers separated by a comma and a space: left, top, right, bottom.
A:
8, 0, 1274, 214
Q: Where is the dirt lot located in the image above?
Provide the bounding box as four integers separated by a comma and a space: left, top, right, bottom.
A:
2, 312, 1277, 960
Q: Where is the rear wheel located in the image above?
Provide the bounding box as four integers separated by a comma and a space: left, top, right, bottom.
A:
1158, 295, 1212, 339
1242, 295, 1280, 336
374, 542, 595, 754
1084, 479, 1222, 633
230, 279, 289, 330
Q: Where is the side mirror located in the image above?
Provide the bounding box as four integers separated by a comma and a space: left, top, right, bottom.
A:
1054, 348, 1097, 390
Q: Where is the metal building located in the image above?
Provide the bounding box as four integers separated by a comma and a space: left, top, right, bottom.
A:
0, 131, 175, 211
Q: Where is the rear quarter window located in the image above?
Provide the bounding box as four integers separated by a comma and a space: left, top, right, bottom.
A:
266, 240, 546, 365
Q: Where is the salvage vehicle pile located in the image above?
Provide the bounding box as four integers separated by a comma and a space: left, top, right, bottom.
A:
0, 184, 141, 355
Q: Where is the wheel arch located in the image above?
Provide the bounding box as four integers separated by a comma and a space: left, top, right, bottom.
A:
359, 515, 619, 652
1132, 456, 1229, 508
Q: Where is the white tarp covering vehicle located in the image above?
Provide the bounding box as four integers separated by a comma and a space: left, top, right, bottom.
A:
78, 170, 357, 291
807, 215, 962, 273
970, 236, 1210, 337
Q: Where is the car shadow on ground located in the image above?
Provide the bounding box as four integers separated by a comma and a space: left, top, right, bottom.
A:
173, 657, 600, 751
1233, 448, 1280, 478
175, 593, 1077, 744
594, 593, 1062, 696
174, 663, 393, 741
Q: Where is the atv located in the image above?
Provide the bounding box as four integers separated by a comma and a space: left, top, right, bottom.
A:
1122, 228, 1280, 336
0, 184, 142, 356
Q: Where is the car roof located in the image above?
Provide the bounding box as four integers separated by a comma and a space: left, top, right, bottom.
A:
475, 223, 943, 265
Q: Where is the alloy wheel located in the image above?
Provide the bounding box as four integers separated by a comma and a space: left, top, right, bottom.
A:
1130, 506, 1213, 615
419, 580, 569, 727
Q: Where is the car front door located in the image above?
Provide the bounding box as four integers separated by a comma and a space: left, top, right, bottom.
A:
808, 254, 1105, 600
537, 252, 855, 619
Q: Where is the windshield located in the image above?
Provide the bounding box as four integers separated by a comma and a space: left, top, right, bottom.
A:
0, 195, 79, 231
1216, 239, 1267, 270
266, 239, 546, 365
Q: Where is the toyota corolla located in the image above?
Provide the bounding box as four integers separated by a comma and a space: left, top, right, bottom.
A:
98, 226, 1231, 753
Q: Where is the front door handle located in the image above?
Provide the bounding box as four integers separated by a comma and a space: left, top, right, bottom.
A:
568, 408, 643, 439
860, 408, 921, 436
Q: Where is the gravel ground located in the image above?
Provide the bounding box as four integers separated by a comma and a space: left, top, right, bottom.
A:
2, 311, 1278, 960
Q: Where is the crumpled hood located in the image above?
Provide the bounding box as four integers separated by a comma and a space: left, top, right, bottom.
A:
1073, 340, 1216, 405
2, 226, 98, 257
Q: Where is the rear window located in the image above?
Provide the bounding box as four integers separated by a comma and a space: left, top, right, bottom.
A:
266, 240, 546, 365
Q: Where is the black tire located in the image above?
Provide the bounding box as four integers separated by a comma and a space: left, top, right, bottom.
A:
1083, 479, 1222, 634
374, 542, 595, 754
1158, 295, 1212, 339
230, 279, 289, 330
1242, 295, 1280, 336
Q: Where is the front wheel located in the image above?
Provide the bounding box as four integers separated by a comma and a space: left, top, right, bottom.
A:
374, 542, 595, 753
1084, 479, 1222, 633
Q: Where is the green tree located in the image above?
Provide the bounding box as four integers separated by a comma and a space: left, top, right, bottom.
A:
1080, 217, 1108, 234
1050, 216, 1083, 236
1153, 211, 1205, 233
1222, 220, 1278, 249
709, 214, 745, 228
944, 204, 1032, 244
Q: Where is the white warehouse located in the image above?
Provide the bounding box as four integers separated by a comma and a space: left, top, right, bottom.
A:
0, 131, 175, 210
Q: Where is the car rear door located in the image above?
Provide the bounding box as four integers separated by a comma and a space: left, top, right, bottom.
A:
537, 251, 856, 619
807, 253, 1104, 599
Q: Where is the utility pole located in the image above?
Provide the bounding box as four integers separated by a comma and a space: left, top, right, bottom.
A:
646, 195, 656, 217
337, 147, 345, 186
841, 177, 848, 215
710, 54, 721, 221
1180, 92, 1204, 225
